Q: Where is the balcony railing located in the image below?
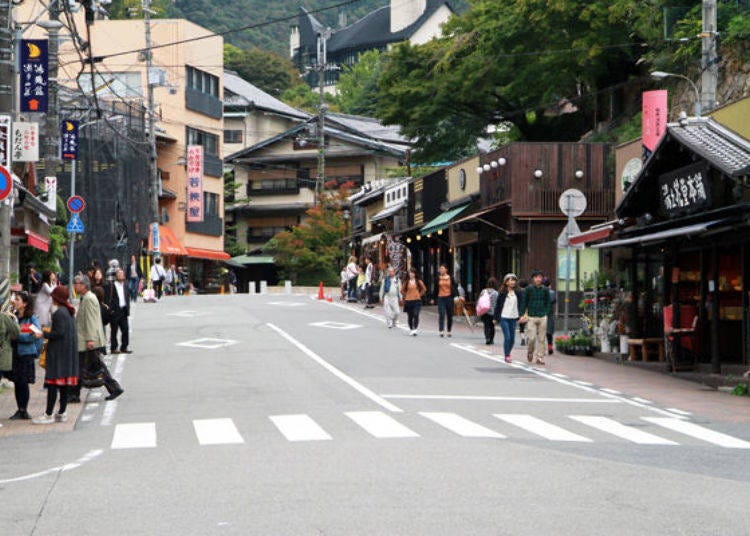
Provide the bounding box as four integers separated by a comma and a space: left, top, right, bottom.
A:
186, 216, 223, 236
185, 87, 223, 119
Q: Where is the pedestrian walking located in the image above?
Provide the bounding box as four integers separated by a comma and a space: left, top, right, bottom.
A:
105, 259, 120, 283
364, 257, 375, 308
0, 279, 20, 414
402, 268, 426, 336
477, 277, 499, 345
517, 279, 529, 346
176, 267, 188, 295
150, 257, 166, 299
165, 264, 178, 295
91, 266, 106, 294
544, 278, 556, 355
519, 270, 552, 366
107, 269, 132, 354
494, 274, 521, 363
32, 286, 78, 425
345, 256, 358, 302
34, 270, 57, 327
379, 266, 402, 328
433, 264, 459, 338
69, 275, 124, 403
127, 255, 143, 302
23, 263, 42, 294
8, 291, 43, 420
339, 265, 348, 301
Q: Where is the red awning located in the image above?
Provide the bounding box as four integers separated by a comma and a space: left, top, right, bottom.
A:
569, 225, 613, 246
148, 225, 188, 256
185, 247, 231, 261
26, 230, 49, 252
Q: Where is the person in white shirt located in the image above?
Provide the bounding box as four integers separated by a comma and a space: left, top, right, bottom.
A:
150, 257, 166, 299
164, 264, 177, 295
493, 273, 520, 364
363, 257, 375, 309
345, 256, 358, 302
107, 269, 131, 354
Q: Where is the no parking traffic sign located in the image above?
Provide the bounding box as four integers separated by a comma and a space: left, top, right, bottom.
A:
67, 195, 85, 213
0, 165, 11, 202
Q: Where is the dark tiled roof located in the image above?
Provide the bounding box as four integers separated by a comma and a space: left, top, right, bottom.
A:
668, 118, 750, 177
299, 1, 452, 54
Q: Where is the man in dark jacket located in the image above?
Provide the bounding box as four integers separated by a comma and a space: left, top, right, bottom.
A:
107, 269, 131, 354
519, 269, 552, 365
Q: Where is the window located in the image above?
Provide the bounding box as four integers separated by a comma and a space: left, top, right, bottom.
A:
204, 192, 219, 218
186, 127, 219, 155
246, 226, 288, 242
224, 129, 243, 144
186, 66, 219, 98
249, 179, 297, 191
77, 72, 143, 97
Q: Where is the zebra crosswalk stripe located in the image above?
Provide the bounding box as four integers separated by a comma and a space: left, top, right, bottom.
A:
111, 423, 157, 449
642, 417, 750, 449
193, 418, 245, 445
569, 415, 678, 445
345, 411, 419, 438
494, 414, 592, 442
269, 414, 332, 442
420, 412, 505, 438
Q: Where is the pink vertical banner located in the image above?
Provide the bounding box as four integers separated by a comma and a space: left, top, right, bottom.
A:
642, 90, 668, 155
186, 145, 204, 222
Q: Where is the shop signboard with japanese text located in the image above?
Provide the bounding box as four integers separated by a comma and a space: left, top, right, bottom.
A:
642, 90, 668, 159
0, 115, 10, 168
19, 40, 49, 113
658, 162, 711, 218
60, 120, 79, 160
12, 122, 39, 162
186, 145, 204, 222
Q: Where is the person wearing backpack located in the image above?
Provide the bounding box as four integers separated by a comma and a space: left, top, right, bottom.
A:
477, 277, 499, 345
493, 273, 521, 363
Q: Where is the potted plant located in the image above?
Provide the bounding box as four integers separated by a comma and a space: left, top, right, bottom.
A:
554, 335, 570, 354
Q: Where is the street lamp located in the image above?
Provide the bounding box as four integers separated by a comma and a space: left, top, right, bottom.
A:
650, 71, 701, 117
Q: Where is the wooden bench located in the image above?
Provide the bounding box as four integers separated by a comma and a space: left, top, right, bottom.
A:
628, 338, 665, 362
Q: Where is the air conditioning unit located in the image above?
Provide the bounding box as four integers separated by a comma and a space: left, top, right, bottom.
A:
148, 67, 167, 87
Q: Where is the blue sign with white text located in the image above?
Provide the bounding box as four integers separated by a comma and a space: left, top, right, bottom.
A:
61, 120, 79, 160
19, 40, 49, 113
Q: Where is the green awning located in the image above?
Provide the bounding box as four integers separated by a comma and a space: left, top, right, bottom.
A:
229, 255, 275, 266
420, 205, 471, 236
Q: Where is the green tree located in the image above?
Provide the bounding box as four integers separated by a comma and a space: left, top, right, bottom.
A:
280, 83, 339, 114
24, 196, 69, 274
336, 49, 383, 116
224, 44, 300, 97
264, 186, 349, 286
376, 0, 665, 161
105, 0, 173, 18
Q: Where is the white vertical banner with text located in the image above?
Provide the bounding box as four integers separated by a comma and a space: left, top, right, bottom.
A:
0, 115, 11, 168
186, 144, 204, 223
12, 122, 39, 162
44, 176, 56, 212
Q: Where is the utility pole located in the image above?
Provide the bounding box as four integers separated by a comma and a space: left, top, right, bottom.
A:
315, 29, 330, 207
0, 0, 13, 278
143, 0, 160, 242
701, 0, 718, 114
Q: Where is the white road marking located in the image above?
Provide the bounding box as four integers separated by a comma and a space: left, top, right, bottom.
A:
574, 380, 594, 386
193, 418, 245, 445
382, 394, 620, 403
0, 449, 103, 485
600, 388, 623, 395
267, 302, 306, 307
81, 414, 94, 422
113, 355, 126, 380
551, 373, 569, 379
495, 414, 592, 442
346, 411, 419, 438
420, 412, 505, 438
100, 400, 118, 426
642, 418, 750, 449
631, 397, 653, 404
269, 414, 332, 442
111, 423, 157, 449
451, 343, 679, 417
309, 321, 363, 330
177, 337, 238, 349
267, 323, 402, 413
666, 408, 692, 417
569, 416, 678, 445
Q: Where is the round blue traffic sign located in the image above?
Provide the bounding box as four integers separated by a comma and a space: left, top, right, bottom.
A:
67, 195, 85, 213
0, 165, 11, 202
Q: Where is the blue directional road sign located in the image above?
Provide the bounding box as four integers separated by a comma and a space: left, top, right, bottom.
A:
66, 213, 84, 234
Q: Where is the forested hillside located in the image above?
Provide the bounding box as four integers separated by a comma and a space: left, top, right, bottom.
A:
108, 0, 462, 54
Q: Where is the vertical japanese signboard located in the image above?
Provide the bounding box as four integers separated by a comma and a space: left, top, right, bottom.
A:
19, 40, 49, 113
0, 115, 10, 168
60, 120, 79, 160
186, 144, 204, 222
642, 90, 668, 159
12, 122, 39, 162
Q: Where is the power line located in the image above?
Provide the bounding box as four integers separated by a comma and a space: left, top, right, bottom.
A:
60, 0, 366, 68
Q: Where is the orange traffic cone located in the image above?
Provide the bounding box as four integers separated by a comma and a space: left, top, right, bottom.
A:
326, 294, 333, 303
317, 281, 325, 300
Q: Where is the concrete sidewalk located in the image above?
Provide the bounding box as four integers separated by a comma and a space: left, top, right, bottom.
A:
335, 298, 750, 424
0, 363, 88, 438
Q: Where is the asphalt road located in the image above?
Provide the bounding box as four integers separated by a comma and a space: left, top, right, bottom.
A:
2, 293, 749, 536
